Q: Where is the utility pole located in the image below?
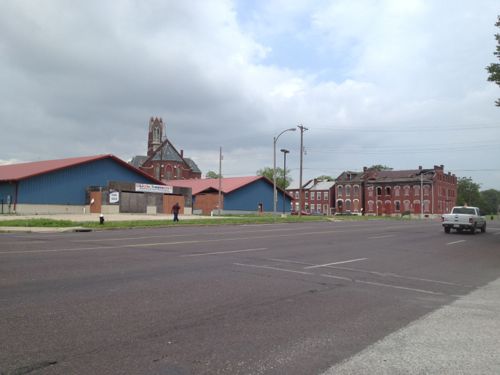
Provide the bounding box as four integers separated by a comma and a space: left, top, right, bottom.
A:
218, 147, 222, 216
297, 124, 308, 217
420, 170, 424, 220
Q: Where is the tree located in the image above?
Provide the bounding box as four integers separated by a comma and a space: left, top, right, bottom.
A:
316, 175, 334, 181
457, 177, 481, 206
205, 171, 221, 179
368, 165, 393, 171
480, 189, 500, 215
486, 15, 500, 106
256, 167, 292, 189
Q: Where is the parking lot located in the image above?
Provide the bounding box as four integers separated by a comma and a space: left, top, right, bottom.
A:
1, 220, 499, 374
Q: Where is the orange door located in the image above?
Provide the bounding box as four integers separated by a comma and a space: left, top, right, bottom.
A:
90, 191, 102, 213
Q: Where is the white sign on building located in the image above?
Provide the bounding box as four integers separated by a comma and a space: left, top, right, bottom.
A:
135, 183, 173, 194
109, 191, 120, 204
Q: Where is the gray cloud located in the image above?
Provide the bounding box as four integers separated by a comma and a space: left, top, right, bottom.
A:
0, 0, 499, 188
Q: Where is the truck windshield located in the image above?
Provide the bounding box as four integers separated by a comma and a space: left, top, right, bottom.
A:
452, 207, 476, 215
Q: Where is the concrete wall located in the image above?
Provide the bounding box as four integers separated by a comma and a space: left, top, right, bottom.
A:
14, 204, 87, 215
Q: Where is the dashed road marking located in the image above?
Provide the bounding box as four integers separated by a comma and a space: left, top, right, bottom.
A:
304, 258, 368, 269
181, 248, 268, 257
368, 234, 396, 239
446, 240, 466, 245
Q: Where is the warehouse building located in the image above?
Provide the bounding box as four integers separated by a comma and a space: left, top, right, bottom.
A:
165, 176, 293, 215
0, 154, 191, 215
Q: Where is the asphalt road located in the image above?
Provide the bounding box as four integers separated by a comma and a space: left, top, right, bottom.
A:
1, 220, 499, 375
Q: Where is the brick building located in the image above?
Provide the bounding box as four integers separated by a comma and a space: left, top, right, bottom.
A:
362, 165, 456, 216
130, 117, 202, 181
287, 179, 335, 214
334, 171, 364, 214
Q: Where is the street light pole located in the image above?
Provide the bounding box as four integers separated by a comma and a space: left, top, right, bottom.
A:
280, 148, 289, 215
273, 128, 296, 216
297, 124, 308, 217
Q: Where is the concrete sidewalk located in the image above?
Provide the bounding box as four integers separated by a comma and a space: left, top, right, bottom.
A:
322, 277, 500, 375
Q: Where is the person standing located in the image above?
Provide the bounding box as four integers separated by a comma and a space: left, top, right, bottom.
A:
172, 202, 180, 222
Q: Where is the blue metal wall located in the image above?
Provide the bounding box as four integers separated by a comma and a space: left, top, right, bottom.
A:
224, 179, 292, 213
16, 158, 155, 205
0, 182, 16, 210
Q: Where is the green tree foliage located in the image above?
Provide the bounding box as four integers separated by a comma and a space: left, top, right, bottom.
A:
256, 167, 292, 189
457, 177, 481, 206
479, 189, 500, 215
316, 175, 334, 181
486, 15, 500, 106
205, 170, 221, 179
368, 165, 393, 171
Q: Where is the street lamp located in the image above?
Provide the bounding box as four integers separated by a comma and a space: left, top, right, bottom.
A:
273, 128, 296, 215
280, 148, 290, 215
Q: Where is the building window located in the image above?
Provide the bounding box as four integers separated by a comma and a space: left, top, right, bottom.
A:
305, 191, 309, 199
345, 200, 351, 211
395, 201, 401, 211
385, 187, 391, 196
311, 192, 315, 200
368, 186, 374, 197
394, 186, 401, 197
404, 200, 410, 211
311, 204, 315, 211
423, 185, 430, 196
404, 186, 410, 196
324, 191, 329, 200
337, 185, 343, 196
376, 187, 382, 196
295, 191, 299, 199
353, 185, 359, 196
153, 126, 161, 143
368, 200, 374, 211
414, 185, 420, 196
317, 192, 322, 200
345, 185, 351, 196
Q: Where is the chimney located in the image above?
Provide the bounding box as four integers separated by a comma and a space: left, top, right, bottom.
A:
363, 166, 367, 172
180, 149, 184, 158
418, 165, 422, 170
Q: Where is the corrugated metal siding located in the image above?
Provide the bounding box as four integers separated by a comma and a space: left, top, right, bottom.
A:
17, 158, 155, 204
224, 179, 292, 212
0, 182, 16, 203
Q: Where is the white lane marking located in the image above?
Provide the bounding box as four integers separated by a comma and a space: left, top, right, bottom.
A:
181, 248, 267, 257
235, 263, 450, 296
353, 279, 448, 296
0, 229, 374, 255
367, 234, 396, 239
304, 258, 368, 269
234, 263, 314, 276
320, 274, 352, 281
447, 240, 466, 245
270, 258, 472, 287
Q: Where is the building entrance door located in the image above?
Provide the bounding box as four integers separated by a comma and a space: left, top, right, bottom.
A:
89, 191, 102, 213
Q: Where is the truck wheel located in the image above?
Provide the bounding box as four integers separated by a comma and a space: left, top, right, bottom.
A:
481, 223, 486, 233
444, 227, 450, 233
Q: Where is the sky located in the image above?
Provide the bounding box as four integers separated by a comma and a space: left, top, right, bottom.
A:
0, 0, 499, 189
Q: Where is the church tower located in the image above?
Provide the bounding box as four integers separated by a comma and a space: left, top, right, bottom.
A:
147, 117, 165, 157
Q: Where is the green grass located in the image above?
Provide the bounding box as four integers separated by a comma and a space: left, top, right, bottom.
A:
0, 213, 434, 229
0, 215, 327, 229
0, 218, 77, 227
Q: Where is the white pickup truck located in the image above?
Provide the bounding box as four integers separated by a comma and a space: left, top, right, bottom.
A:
441, 206, 486, 234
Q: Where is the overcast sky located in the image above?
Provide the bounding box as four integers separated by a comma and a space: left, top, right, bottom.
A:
1, 0, 499, 189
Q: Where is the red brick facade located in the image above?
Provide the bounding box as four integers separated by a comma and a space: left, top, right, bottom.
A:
363, 165, 456, 216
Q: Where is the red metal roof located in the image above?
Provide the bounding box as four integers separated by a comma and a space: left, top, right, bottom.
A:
0, 154, 164, 184
164, 176, 262, 195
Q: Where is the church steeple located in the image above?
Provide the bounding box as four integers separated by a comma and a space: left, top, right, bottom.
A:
147, 117, 165, 157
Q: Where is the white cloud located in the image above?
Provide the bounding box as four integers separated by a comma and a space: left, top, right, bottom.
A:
0, 0, 499, 188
